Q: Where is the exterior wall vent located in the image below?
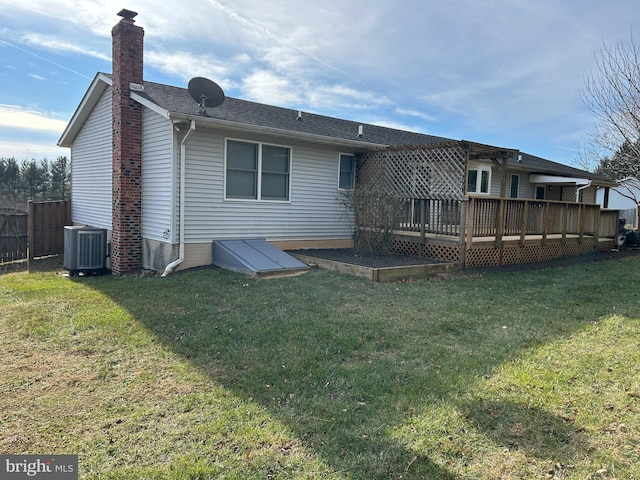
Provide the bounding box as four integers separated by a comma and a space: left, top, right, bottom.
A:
64, 226, 107, 274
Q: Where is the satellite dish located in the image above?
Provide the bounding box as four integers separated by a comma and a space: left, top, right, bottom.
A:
188, 77, 225, 115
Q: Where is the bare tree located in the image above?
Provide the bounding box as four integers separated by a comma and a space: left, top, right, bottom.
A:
581, 34, 640, 226
581, 33, 640, 169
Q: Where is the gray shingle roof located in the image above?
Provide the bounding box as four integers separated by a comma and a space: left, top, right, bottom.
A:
136, 80, 450, 147
128, 76, 611, 183
511, 152, 609, 181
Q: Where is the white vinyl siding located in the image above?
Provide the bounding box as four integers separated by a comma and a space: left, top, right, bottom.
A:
518, 173, 535, 199
141, 109, 175, 242
183, 129, 354, 243
70, 87, 112, 228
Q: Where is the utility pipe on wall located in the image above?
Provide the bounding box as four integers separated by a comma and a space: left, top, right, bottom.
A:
162, 120, 195, 276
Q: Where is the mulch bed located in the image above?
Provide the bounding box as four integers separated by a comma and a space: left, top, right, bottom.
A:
291, 249, 448, 268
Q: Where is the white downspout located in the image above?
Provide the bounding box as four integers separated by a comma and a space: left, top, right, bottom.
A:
162, 120, 195, 276
576, 180, 592, 202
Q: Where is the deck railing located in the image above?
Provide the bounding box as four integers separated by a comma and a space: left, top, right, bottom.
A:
396, 197, 618, 243
399, 198, 462, 237
466, 196, 617, 242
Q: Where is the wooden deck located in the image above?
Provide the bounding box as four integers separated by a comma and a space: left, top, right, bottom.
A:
395, 228, 612, 244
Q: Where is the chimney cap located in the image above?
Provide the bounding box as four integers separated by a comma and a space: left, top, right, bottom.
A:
117, 9, 138, 20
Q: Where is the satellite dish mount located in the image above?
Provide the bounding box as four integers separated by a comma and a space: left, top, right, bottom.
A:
188, 77, 225, 116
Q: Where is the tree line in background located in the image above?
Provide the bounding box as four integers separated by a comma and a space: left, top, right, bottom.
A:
0, 156, 70, 211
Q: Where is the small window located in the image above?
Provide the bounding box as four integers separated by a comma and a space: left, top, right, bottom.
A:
467, 166, 491, 194
510, 174, 519, 198
225, 139, 290, 201
535, 186, 545, 200
339, 154, 355, 190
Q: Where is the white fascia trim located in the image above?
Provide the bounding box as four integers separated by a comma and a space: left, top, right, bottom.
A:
130, 91, 171, 119
529, 174, 591, 186
168, 112, 389, 149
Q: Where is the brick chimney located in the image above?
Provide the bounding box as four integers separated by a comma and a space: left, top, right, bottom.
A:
111, 9, 143, 275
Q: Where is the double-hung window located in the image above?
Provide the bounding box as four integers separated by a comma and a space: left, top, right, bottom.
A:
467, 165, 491, 195
338, 153, 355, 190
225, 139, 291, 201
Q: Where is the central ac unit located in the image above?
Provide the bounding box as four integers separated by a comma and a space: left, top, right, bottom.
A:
64, 226, 107, 274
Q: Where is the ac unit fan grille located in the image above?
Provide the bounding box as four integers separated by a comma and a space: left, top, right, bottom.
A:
77, 231, 105, 269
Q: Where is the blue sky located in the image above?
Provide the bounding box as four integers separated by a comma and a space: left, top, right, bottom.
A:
0, 0, 637, 166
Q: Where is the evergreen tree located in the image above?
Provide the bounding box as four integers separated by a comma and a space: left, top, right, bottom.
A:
0, 157, 20, 206
50, 156, 70, 200
594, 140, 640, 180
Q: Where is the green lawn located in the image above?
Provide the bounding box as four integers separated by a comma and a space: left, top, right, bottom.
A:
1, 255, 639, 479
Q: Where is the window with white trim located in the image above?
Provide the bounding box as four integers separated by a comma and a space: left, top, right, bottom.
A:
467, 165, 491, 195
225, 139, 291, 201
338, 153, 355, 190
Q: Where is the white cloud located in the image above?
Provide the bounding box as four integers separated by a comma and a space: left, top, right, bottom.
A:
20, 34, 110, 62
145, 50, 235, 84
0, 137, 68, 161
241, 70, 301, 105
0, 105, 68, 133
396, 108, 438, 123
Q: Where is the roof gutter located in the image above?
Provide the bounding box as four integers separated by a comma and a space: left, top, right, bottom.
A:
168, 112, 389, 149
162, 119, 196, 276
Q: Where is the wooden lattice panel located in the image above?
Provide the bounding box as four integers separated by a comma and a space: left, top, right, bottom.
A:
517, 244, 542, 264
561, 240, 597, 257
465, 246, 501, 268
502, 244, 523, 265
391, 238, 461, 263
422, 242, 460, 263
547, 243, 564, 261
391, 238, 422, 257
358, 143, 466, 200
466, 238, 599, 268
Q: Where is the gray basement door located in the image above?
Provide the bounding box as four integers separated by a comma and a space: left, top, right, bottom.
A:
212, 239, 309, 276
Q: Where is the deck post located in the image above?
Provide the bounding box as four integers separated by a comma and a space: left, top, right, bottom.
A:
578, 204, 584, 243
520, 200, 529, 246
595, 206, 601, 249
466, 197, 475, 250
495, 197, 505, 248
561, 203, 568, 244
420, 198, 426, 243
459, 200, 467, 266
542, 201, 549, 245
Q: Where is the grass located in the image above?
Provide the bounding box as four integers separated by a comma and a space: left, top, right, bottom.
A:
1, 254, 639, 479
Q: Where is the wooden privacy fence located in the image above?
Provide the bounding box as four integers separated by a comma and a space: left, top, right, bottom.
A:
0, 200, 71, 263
0, 209, 28, 263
